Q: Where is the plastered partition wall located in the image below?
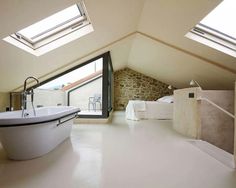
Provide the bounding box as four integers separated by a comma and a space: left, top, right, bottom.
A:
114, 68, 172, 110
173, 87, 201, 138
0, 92, 10, 112
200, 90, 234, 153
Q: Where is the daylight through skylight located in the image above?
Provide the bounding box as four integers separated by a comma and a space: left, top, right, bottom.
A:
200, 0, 236, 39
3, 1, 93, 56
185, 0, 236, 57
18, 5, 82, 43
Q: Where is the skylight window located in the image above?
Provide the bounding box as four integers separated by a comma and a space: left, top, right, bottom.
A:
185, 0, 236, 57
3, 1, 93, 56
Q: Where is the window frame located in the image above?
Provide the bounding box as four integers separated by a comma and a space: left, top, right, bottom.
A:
190, 24, 236, 52
25, 52, 113, 119
10, 2, 88, 50
185, 0, 236, 57
3, 1, 93, 56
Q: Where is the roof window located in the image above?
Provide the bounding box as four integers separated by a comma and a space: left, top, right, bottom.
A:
185, 0, 236, 57
3, 1, 93, 56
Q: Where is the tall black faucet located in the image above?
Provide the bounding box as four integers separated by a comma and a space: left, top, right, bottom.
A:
21, 76, 39, 117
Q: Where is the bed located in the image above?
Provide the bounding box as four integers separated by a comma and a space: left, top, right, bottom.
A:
125, 96, 173, 121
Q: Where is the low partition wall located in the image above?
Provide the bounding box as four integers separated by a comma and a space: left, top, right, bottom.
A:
173, 87, 201, 138
200, 90, 234, 153
174, 87, 234, 154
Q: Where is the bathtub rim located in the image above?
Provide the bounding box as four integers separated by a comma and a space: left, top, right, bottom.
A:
0, 112, 79, 127
0, 106, 80, 127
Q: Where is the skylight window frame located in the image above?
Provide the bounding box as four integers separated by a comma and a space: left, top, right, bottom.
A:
189, 24, 236, 56
190, 24, 236, 52
185, 0, 236, 57
14, 14, 86, 44
186, 26, 236, 58
8, 2, 90, 51
11, 17, 90, 50
3, 0, 94, 56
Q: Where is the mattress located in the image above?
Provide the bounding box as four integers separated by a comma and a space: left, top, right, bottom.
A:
126, 100, 173, 120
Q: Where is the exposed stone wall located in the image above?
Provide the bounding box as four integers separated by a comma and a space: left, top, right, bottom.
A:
114, 68, 172, 110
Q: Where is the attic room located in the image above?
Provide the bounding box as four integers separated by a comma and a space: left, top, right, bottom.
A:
0, 0, 236, 187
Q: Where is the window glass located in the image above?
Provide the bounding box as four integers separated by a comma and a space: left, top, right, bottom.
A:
185, 0, 236, 57
32, 58, 103, 116
10, 53, 113, 118
200, 0, 236, 39
3, 1, 93, 56
18, 4, 82, 42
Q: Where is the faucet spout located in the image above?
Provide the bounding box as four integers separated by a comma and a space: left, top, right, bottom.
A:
23, 76, 39, 92
22, 76, 39, 117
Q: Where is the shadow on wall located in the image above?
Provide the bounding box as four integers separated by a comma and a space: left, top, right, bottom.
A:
114, 68, 172, 110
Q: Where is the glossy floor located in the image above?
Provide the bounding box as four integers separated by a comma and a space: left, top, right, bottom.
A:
0, 112, 236, 188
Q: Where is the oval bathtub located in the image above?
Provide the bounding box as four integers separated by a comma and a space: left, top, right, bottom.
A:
0, 106, 80, 160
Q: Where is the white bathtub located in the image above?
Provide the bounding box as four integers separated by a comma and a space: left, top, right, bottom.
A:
0, 106, 80, 160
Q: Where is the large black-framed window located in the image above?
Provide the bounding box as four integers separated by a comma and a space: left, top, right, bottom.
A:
24, 51, 113, 119
107, 53, 113, 112
75, 52, 113, 118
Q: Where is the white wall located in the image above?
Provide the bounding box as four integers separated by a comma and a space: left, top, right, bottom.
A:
29, 89, 66, 108
26, 78, 102, 111
69, 77, 102, 111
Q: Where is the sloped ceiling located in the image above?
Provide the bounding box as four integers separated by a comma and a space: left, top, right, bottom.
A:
128, 34, 236, 89
0, 0, 144, 92
133, 0, 236, 89
0, 0, 235, 92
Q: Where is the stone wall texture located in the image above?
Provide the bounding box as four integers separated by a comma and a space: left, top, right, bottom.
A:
114, 68, 172, 110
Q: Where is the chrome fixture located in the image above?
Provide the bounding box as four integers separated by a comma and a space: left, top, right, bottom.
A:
21, 76, 39, 117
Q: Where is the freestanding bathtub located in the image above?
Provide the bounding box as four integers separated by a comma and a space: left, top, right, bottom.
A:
0, 106, 80, 160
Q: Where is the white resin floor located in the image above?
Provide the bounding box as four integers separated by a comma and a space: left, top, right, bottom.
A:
0, 112, 236, 188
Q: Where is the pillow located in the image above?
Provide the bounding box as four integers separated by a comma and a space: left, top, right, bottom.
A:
157, 95, 174, 103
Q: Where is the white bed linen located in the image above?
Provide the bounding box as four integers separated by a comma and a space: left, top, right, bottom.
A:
126, 100, 173, 120
126, 100, 146, 121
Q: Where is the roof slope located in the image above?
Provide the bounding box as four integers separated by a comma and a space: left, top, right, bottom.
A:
0, 0, 235, 92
